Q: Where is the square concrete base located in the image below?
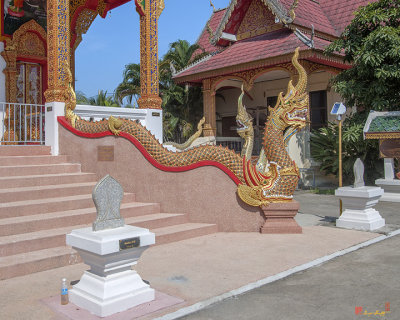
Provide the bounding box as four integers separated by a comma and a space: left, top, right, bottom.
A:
261, 201, 302, 234
336, 208, 385, 231
70, 270, 155, 318
375, 179, 400, 202
335, 186, 385, 231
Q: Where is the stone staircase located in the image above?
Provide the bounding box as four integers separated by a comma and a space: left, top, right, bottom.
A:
0, 146, 217, 280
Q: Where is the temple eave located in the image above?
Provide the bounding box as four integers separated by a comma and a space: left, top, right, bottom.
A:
174, 49, 347, 85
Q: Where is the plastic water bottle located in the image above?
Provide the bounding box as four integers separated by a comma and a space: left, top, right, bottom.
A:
61, 278, 69, 305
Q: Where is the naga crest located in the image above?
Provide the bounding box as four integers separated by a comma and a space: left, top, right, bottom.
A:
236, 86, 254, 159
237, 47, 308, 207
269, 48, 309, 146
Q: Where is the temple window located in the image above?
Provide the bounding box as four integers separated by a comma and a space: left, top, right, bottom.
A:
266, 96, 278, 108
309, 90, 327, 130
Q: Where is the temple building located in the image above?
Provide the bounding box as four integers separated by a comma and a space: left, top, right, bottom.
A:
0, 0, 130, 105
173, 0, 374, 186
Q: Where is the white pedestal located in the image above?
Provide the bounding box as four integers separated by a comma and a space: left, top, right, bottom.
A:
66, 225, 155, 317
375, 179, 400, 202
335, 186, 385, 231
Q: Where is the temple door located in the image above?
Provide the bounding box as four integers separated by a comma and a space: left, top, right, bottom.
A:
14, 61, 44, 143
16, 62, 43, 104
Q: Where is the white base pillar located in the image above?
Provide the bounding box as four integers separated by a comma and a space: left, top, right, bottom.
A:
375, 179, 400, 202
70, 270, 154, 318
45, 102, 65, 155
66, 225, 155, 317
335, 186, 385, 231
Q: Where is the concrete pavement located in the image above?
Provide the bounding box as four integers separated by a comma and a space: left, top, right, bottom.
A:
180, 233, 400, 320
0, 190, 398, 320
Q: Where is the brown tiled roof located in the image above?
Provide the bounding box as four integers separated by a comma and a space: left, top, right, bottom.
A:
175, 29, 331, 81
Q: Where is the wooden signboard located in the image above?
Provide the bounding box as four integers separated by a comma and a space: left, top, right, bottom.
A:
379, 139, 400, 158
97, 146, 114, 161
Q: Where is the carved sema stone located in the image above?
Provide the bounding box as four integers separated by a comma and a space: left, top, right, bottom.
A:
353, 158, 365, 188
92, 175, 125, 231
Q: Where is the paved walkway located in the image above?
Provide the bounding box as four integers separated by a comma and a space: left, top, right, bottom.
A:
0, 190, 398, 320
181, 234, 400, 320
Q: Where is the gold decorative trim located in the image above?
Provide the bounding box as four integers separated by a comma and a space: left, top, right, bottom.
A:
137, 0, 162, 109
365, 132, 400, 140
1, 20, 47, 103
73, 8, 98, 50
45, 0, 76, 124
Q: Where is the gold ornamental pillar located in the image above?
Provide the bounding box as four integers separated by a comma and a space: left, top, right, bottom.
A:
135, 0, 163, 109
202, 79, 216, 136
44, 0, 72, 104
1, 48, 17, 103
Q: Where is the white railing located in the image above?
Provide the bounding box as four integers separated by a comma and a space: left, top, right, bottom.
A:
216, 137, 243, 154
0, 102, 45, 145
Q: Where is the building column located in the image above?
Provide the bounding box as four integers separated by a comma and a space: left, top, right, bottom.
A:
1, 47, 17, 103
44, 0, 72, 105
202, 79, 216, 136
135, 0, 163, 109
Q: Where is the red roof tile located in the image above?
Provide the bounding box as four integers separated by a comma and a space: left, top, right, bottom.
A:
195, 9, 226, 55
175, 28, 331, 80
318, 0, 377, 35
280, 0, 377, 36
280, 0, 336, 35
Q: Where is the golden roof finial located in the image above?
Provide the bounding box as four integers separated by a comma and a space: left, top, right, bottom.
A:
209, 0, 216, 13
289, 0, 298, 21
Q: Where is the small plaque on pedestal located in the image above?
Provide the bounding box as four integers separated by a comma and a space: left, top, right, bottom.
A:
120, 237, 140, 250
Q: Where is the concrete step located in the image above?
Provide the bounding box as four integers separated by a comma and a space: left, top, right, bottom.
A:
152, 223, 218, 245
0, 182, 97, 202
0, 222, 217, 280
0, 155, 69, 166
0, 213, 188, 256
0, 163, 82, 177
0, 202, 161, 236
0, 246, 80, 280
0, 146, 51, 156
0, 193, 137, 218
0, 172, 97, 189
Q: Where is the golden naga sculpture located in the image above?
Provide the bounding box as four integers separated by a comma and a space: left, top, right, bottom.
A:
65, 68, 79, 128
61, 48, 308, 209
237, 47, 309, 207
235, 87, 254, 160
163, 117, 206, 151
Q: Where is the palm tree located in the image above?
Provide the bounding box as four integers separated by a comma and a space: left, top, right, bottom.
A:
161, 40, 207, 72
115, 63, 141, 105
160, 40, 207, 141
114, 40, 208, 141
75, 90, 120, 107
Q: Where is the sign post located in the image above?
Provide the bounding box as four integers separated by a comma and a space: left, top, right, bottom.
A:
331, 102, 347, 215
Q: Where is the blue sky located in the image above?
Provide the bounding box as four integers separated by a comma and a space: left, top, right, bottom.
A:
75, 0, 229, 98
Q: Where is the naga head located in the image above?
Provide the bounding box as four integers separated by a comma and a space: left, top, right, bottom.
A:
236, 85, 253, 139
236, 85, 255, 159
269, 48, 309, 145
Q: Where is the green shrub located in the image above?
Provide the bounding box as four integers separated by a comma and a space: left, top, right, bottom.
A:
310, 112, 383, 185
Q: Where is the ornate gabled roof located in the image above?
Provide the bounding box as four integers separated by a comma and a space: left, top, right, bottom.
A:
175, 28, 338, 83
212, 0, 297, 45
174, 0, 375, 83
364, 111, 400, 140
